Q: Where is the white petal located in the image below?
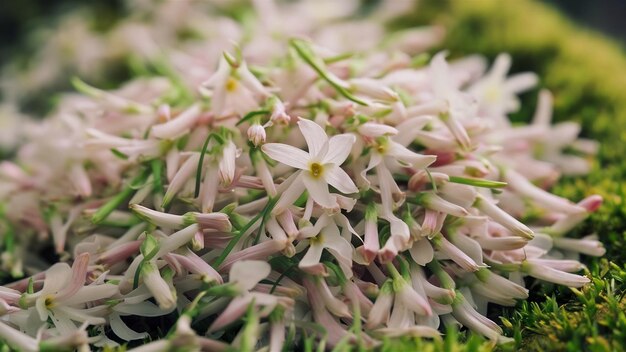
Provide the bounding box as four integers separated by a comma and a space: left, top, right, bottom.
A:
323, 225, 353, 261
504, 72, 538, 94
59, 284, 119, 306
323, 134, 355, 165
302, 174, 336, 209
114, 301, 171, 317
110, 313, 149, 341
409, 239, 434, 265
151, 104, 201, 139
298, 118, 328, 157
262, 143, 309, 169
230, 260, 271, 291
299, 242, 324, 271
388, 141, 436, 169
490, 53, 512, 79
43, 263, 72, 295
324, 164, 358, 194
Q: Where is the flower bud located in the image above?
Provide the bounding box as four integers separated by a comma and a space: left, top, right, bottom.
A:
247, 123, 266, 146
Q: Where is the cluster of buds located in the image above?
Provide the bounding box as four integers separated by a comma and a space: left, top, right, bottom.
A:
0, 0, 603, 350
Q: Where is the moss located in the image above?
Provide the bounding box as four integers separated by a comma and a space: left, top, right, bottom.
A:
388, 0, 626, 350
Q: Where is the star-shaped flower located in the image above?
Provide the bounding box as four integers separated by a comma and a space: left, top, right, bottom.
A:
262, 118, 358, 209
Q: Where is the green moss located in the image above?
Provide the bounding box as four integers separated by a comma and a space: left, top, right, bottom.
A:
387, 0, 626, 350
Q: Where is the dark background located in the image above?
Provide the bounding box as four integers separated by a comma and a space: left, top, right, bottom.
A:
0, 0, 624, 69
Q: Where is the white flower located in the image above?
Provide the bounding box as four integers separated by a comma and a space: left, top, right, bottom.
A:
469, 53, 538, 126
202, 56, 270, 118
262, 118, 358, 209
297, 213, 354, 278
21, 253, 118, 334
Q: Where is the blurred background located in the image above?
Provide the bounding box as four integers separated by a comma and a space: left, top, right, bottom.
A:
1, 0, 625, 70
1, 0, 624, 65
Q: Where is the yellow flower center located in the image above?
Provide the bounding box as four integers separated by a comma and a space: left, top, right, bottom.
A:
376, 143, 387, 154
309, 162, 324, 179
309, 233, 324, 245
485, 84, 501, 102
44, 296, 54, 309
225, 77, 238, 92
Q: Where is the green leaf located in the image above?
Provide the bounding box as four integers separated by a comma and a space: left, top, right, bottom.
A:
236, 109, 270, 126
448, 176, 507, 188
110, 148, 129, 160
140, 233, 160, 261
194, 132, 215, 198
151, 159, 165, 194
290, 39, 369, 106
213, 197, 279, 268
92, 167, 150, 224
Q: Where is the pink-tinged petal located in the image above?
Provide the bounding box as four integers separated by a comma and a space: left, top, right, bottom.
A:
302, 174, 336, 209
475, 195, 533, 239
151, 104, 201, 139
316, 278, 351, 318
396, 284, 432, 316
323, 134, 356, 165
324, 164, 358, 194
69, 164, 92, 197
299, 242, 324, 273
230, 260, 271, 292
55, 253, 90, 301
219, 240, 283, 272
162, 153, 199, 207
366, 290, 394, 329
297, 118, 328, 156
363, 218, 380, 263
219, 141, 239, 187
437, 236, 480, 272
208, 296, 251, 332
170, 249, 223, 284
451, 303, 499, 341
505, 169, 583, 214
262, 143, 309, 170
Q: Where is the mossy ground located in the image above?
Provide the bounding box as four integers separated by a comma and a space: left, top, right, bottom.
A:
388, 0, 626, 351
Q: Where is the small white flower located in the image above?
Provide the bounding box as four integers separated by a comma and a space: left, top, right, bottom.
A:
263, 118, 358, 209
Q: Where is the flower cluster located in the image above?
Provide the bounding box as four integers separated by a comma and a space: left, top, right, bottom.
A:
0, 0, 603, 350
